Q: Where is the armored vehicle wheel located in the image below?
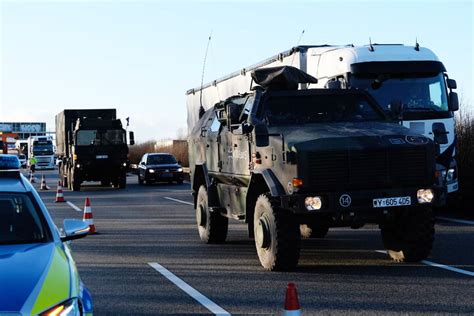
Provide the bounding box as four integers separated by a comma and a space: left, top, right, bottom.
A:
254, 195, 300, 271
118, 176, 126, 189
300, 224, 329, 239
101, 180, 110, 186
72, 179, 81, 192
138, 175, 144, 185
196, 185, 228, 243
380, 207, 434, 262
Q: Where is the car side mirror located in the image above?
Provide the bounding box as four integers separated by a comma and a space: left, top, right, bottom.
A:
254, 123, 269, 147
448, 92, 459, 112
129, 131, 135, 145
447, 79, 457, 89
61, 219, 89, 242
432, 123, 449, 145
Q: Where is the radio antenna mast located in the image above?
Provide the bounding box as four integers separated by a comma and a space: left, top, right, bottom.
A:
291, 29, 305, 66
199, 31, 213, 112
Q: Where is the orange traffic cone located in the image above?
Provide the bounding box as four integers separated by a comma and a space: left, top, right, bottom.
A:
283, 282, 301, 316
40, 175, 49, 190
83, 197, 96, 234
55, 181, 66, 203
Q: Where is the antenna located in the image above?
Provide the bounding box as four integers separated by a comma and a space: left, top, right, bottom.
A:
291, 29, 305, 66
199, 31, 213, 112
368, 37, 374, 52
415, 38, 420, 51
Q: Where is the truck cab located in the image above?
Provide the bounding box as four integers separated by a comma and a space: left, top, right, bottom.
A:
27, 136, 55, 170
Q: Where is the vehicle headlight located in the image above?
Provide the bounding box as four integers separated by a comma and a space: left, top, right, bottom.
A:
441, 169, 455, 182
76, 164, 81, 169
40, 298, 80, 316
177, 168, 183, 172
148, 169, 155, 173
417, 189, 434, 204
305, 196, 322, 210
123, 162, 127, 167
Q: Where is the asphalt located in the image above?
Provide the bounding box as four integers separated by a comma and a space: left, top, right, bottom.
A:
29, 169, 474, 315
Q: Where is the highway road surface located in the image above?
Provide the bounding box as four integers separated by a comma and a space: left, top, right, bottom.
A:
31, 169, 474, 315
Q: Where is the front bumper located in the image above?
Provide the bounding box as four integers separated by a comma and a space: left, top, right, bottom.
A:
145, 170, 183, 182
281, 186, 445, 215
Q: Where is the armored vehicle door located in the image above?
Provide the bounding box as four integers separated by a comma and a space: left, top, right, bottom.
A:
221, 96, 253, 177
205, 111, 222, 173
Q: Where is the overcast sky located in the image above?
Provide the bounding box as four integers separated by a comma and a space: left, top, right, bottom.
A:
1, 0, 472, 142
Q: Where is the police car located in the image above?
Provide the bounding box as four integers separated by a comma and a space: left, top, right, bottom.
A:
0, 154, 93, 315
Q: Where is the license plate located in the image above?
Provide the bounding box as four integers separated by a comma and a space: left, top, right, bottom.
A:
373, 196, 411, 208
96, 155, 108, 159
161, 173, 172, 178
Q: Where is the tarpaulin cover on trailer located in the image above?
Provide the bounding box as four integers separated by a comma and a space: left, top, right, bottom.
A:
251, 66, 318, 90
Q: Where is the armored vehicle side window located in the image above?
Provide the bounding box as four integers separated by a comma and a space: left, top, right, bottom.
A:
262, 94, 385, 125
210, 115, 221, 132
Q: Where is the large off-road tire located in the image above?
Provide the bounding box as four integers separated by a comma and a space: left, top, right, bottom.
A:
72, 179, 81, 191
119, 175, 127, 189
254, 195, 301, 271
138, 175, 144, 185
300, 224, 329, 239
380, 207, 435, 262
196, 185, 228, 243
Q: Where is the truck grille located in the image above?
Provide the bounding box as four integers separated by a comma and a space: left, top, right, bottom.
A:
300, 148, 429, 190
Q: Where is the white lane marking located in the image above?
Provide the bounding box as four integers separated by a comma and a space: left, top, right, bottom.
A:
374, 250, 474, 277
436, 216, 474, 225
66, 201, 83, 212
164, 197, 194, 206
148, 262, 230, 316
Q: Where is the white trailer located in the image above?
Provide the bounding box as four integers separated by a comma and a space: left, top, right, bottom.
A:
27, 135, 55, 169
187, 44, 460, 193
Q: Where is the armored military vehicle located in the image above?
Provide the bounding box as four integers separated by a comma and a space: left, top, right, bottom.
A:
187, 66, 442, 271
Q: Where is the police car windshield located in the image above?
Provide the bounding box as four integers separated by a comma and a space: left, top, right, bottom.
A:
351, 73, 449, 113
0, 193, 50, 245
263, 94, 384, 125
77, 129, 126, 146
147, 155, 177, 165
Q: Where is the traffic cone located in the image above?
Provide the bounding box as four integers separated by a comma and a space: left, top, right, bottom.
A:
55, 181, 66, 203
40, 175, 49, 190
83, 197, 96, 234
283, 283, 301, 316
29, 171, 35, 183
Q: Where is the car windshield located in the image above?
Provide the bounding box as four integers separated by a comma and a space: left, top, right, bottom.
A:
0, 193, 50, 245
350, 73, 449, 113
18, 155, 26, 159
262, 93, 385, 125
77, 129, 125, 146
33, 144, 54, 156
147, 155, 177, 165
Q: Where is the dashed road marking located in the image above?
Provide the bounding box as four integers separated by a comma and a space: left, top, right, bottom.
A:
375, 250, 474, 277
436, 216, 474, 225
66, 201, 83, 212
148, 262, 230, 316
164, 197, 194, 206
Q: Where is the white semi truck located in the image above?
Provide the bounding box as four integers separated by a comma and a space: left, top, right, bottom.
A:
27, 135, 55, 169
187, 44, 460, 195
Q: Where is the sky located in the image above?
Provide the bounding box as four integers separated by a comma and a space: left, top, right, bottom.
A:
0, 0, 473, 142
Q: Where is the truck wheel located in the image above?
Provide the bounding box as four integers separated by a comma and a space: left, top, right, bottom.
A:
119, 176, 126, 189
196, 185, 228, 243
101, 180, 110, 187
138, 175, 144, 185
254, 195, 300, 271
380, 207, 434, 262
72, 180, 81, 192
300, 224, 329, 239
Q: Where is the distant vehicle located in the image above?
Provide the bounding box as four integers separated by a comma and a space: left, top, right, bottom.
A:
56, 109, 135, 191
138, 153, 184, 185
27, 136, 55, 169
0, 154, 93, 315
187, 66, 442, 271
17, 154, 26, 168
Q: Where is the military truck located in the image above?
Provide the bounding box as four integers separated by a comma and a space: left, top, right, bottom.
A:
187, 66, 442, 271
56, 109, 134, 191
